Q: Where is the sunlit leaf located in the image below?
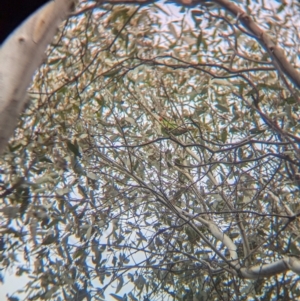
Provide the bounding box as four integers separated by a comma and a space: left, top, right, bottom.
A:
110, 293, 125, 301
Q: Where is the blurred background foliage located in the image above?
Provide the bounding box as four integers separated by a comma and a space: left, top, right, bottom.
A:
1, 1, 300, 300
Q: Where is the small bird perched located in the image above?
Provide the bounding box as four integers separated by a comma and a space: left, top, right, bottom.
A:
159, 114, 194, 136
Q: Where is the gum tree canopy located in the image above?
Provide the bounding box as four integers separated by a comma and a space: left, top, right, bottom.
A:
1, 0, 300, 300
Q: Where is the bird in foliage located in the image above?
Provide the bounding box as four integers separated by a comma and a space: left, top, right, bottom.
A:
159, 114, 194, 136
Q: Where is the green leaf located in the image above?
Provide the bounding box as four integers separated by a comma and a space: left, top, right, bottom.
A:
249, 128, 265, 135
153, 3, 170, 16
128, 292, 138, 301
86, 172, 99, 180
168, 23, 178, 39
109, 7, 130, 22
39, 156, 53, 163
221, 128, 227, 142
285, 96, 296, 105
277, 3, 286, 13
73, 248, 85, 259
67, 140, 81, 157
56, 187, 69, 196
196, 31, 202, 50
257, 83, 282, 91
8, 143, 22, 152
136, 231, 147, 241
48, 57, 61, 65
215, 104, 229, 113
115, 276, 124, 294
103, 68, 122, 78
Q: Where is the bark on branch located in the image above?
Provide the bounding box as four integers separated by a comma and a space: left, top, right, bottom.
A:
241, 256, 300, 279
0, 0, 76, 154
213, 0, 300, 89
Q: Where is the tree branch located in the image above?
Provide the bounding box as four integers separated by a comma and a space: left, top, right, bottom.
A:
213, 0, 300, 89
0, 0, 76, 154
